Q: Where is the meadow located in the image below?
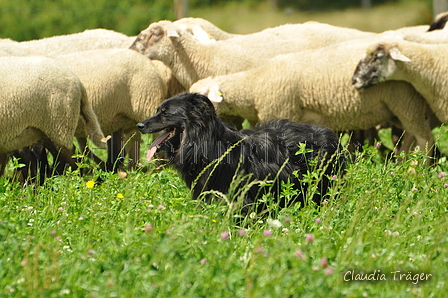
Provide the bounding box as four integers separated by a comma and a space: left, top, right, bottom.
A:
1, 1, 447, 297
1, 132, 447, 297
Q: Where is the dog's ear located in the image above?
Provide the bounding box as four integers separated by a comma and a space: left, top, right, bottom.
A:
187, 93, 216, 115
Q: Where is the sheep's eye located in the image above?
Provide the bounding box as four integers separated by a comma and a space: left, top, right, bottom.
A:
374, 52, 384, 60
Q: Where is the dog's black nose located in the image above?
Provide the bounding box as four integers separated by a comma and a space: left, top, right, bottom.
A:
136, 122, 145, 130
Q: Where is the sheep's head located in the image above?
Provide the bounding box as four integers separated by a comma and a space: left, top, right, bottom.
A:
129, 20, 180, 61
352, 42, 410, 90
190, 78, 223, 103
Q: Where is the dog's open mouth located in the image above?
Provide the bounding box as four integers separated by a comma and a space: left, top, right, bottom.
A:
146, 128, 177, 161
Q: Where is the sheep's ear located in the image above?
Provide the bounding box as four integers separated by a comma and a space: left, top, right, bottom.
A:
208, 85, 223, 103
190, 25, 216, 44
167, 26, 180, 40
389, 47, 411, 62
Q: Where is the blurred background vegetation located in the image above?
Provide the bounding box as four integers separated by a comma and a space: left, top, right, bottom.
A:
0, 0, 434, 41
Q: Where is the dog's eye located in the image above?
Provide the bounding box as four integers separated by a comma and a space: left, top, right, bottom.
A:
161, 108, 168, 115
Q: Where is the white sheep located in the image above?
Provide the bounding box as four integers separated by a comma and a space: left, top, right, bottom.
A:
0, 56, 106, 170
352, 39, 448, 128
175, 18, 443, 44
168, 18, 391, 147
54, 48, 184, 169
0, 49, 11, 56
389, 25, 448, 43
9, 29, 137, 170
130, 20, 375, 89
173, 17, 240, 41
0, 30, 133, 174
189, 36, 434, 155
8, 29, 171, 170
0, 38, 29, 56
17, 28, 135, 56
392, 25, 429, 36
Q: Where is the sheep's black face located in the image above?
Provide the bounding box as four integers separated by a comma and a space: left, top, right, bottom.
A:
137, 92, 217, 161
352, 48, 388, 90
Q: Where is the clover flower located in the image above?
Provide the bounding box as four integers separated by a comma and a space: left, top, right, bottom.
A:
267, 219, 282, 229
320, 257, 329, 268
144, 224, 153, 234
305, 233, 314, 243
221, 231, 230, 240
295, 249, 305, 260
238, 229, 246, 236
263, 229, 273, 237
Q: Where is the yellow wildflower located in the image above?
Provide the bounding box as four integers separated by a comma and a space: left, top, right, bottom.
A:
86, 180, 95, 189
116, 193, 124, 199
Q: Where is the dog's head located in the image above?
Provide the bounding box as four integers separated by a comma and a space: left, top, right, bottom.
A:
137, 92, 216, 160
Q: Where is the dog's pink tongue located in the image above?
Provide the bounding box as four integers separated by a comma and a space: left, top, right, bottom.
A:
146, 146, 157, 161
145, 129, 175, 162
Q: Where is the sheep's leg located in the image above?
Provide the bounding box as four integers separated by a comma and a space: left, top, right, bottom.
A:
42, 139, 78, 175
428, 114, 444, 160
25, 143, 48, 185
0, 153, 7, 177
31, 143, 50, 185
385, 99, 434, 161
122, 128, 140, 170
394, 132, 416, 164
391, 126, 405, 149
41, 140, 64, 175
76, 137, 106, 170
346, 130, 364, 153
106, 129, 125, 172
12, 148, 30, 184
57, 146, 78, 174
10, 143, 52, 185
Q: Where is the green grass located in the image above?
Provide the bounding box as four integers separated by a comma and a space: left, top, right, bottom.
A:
0, 142, 447, 297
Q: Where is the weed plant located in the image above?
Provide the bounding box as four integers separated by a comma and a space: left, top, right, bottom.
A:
0, 142, 446, 297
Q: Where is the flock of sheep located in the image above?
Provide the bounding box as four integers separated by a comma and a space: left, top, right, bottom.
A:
1, 12, 448, 183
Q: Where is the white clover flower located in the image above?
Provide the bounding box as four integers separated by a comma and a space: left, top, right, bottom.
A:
267, 219, 282, 229
60, 289, 71, 295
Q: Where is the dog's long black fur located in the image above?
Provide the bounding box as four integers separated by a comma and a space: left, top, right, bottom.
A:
137, 93, 345, 213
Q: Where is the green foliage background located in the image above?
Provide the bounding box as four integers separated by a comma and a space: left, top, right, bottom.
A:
0, 0, 173, 41
0, 0, 417, 41
276, 0, 395, 11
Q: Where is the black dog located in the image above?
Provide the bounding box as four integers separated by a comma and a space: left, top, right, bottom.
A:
137, 93, 344, 213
